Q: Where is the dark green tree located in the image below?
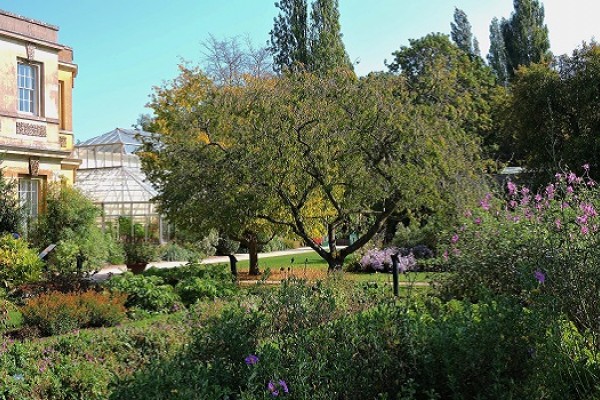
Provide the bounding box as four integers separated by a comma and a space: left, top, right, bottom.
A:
488, 17, 509, 86
310, 0, 352, 73
0, 167, 22, 234
388, 34, 498, 145
269, 0, 351, 73
269, 0, 310, 72
504, 43, 600, 183
501, 0, 551, 77
450, 7, 477, 56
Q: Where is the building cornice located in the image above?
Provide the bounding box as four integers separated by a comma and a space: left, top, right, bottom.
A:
0, 144, 72, 160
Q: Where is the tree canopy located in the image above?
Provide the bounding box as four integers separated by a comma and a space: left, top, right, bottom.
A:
142, 65, 486, 269
501, 0, 551, 78
502, 43, 600, 183
450, 8, 478, 57
269, 0, 352, 73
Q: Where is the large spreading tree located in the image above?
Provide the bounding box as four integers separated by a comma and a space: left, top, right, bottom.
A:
0, 167, 22, 234
143, 66, 485, 270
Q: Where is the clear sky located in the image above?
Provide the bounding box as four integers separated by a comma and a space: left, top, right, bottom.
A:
2, 1, 599, 141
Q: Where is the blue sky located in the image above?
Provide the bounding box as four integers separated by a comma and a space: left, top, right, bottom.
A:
2, 1, 599, 141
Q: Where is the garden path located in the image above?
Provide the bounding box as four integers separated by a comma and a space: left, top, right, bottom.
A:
90, 247, 315, 282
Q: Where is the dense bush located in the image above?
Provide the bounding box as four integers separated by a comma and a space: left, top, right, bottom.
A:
0, 312, 190, 400
159, 242, 202, 262
175, 277, 236, 305
0, 234, 43, 291
0, 167, 22, 234
29, 185, 113, 273
104, 273, 179, 313
21, 290, 126, 336
440, 169, 600, 338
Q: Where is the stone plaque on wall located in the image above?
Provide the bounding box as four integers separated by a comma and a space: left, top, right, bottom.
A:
59, 136, 67, 148
16, 121, 46, 137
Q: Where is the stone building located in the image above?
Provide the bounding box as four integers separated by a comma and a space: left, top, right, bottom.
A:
0, 9, 79, 219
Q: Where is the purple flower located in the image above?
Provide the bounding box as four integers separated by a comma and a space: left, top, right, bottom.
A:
268, 380, 289, 397
507, 181, 517, 196
268, 381, 278, 396
279, 380, 289, 394
568, 172, 577, 184
581, 226, 589, 235
545, 184, 555, 199
474, 217, 482, 225
245, 354, 259, 365
583, 163, 590, 172
451, 234, 459, 244
577, 214, 588, 225
534, 270, 545, 284
555, 219, 562, 230
534, 194, 543, 203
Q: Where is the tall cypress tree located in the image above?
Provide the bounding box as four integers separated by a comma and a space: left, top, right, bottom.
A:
269, 0, 351, 73
270, 0, 309, 73
501, 0, 550, 77
310, 0, 352, 73
450, 8, 476, 55
488, 17, 509, 86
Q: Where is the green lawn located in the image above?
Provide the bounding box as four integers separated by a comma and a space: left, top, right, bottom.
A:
234, 251, 441, 283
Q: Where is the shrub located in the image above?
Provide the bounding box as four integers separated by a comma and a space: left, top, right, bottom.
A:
29, 185, 112, 273
159, 242, 202, 262
21, 290, 126, 336
175, 277, 236, 305
0, 167, 22, 234
0, 234, 43, 290
104, 273, 179, 312
123, 240, 159, 265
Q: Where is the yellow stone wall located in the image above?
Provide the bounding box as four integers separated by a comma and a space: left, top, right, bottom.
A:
0, 10, 78, 188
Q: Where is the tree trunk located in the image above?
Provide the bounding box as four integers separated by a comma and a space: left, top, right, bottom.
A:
247, 235, 260, 275
228, 254, 238, 278
327, 224, 342, 271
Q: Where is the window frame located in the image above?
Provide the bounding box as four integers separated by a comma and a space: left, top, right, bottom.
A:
18, 177, 42, 220
17, 61, 40, 116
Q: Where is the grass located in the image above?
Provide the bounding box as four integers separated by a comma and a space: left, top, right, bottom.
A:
234, 251, 441, 284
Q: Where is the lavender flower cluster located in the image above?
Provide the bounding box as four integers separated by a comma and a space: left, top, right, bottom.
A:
359, 247, 416, 273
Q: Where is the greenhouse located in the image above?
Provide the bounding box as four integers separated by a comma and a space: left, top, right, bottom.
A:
73, 128, 169, 242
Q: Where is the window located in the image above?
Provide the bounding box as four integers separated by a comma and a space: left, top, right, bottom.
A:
17, 62, 38, 114
19, 178, 40, 219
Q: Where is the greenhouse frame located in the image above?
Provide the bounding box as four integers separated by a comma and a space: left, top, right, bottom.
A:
73, 128, 170, 242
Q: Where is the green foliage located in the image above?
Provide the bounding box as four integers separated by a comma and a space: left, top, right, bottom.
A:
504, 44, 600, 183
0, 234, 43, 290
488, 17, 509, 86
450, 7, 478, 56
29, 185, 111, 273
270, 0, 352, 74
439, 170, 600, 377
0, 314, 190, 399
159, 242, 201, 262
501, 0, 551, 78
0, 167, 22, 234
123, 240, 159, 265
20, 290, 127, 336
104, 273, 179, 313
